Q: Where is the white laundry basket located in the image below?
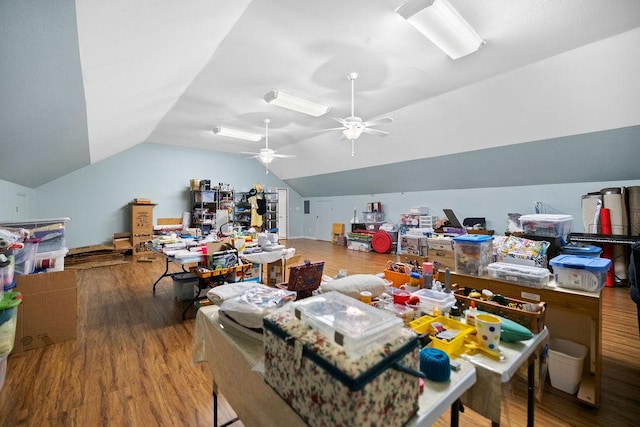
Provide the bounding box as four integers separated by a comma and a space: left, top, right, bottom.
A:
548, 338, 588, 394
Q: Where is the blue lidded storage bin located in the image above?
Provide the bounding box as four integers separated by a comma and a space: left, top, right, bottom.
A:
452, 234, 494, 276
559, 244, 602, 257
549, 255, 611, 292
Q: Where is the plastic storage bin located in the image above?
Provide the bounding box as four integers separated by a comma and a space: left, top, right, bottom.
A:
559, 244, 602, 257
549, 255, 611, 292
14, 239, 39, 275
0, 218, 69, 253
409, 315, 474, 357
362, 212, 384, 223
35, 248, 69, 272
0, 354, 6, 392
453, 234, 494, 276
548, 338, 588, 394
487, 262, 550, 288
412, 288, 456, 315
519, 214, 573, 237
0, 292, 22, 356
172, 272, 199, 301
293, 291, 403, 359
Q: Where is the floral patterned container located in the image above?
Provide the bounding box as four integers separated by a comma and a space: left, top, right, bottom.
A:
263, 310, 422, 427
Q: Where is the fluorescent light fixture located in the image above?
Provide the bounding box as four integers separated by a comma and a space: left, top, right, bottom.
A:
264, 90, 331, 117
212, 127, 262, 142
396, 0, 484, 60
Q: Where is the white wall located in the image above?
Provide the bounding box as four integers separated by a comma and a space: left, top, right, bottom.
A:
33, 143, 304, 248
0, 179, 34, 221
303, 180, 640, 241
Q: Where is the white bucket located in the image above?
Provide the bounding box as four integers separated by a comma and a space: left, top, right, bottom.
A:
548, 338, 588, 394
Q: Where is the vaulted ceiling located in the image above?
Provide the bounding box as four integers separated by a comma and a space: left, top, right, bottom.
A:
2, 0, 640, 190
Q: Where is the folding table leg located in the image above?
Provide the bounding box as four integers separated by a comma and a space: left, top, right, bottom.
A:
213, 382, 239, 427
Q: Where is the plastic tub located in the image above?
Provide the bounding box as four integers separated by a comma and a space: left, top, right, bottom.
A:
412, 288, 456, 315
35, 248, 69, 272
172, 272, 199, 301
14, 239, 40, 275
0, 253, 15, 295
0, 292, 22, 356
487, 262, 550, 288
559, 244, 602, 257
549, 255, 611, 292
548, 338, 588, 394
519, 214, 573, 237
293, 291, 403, 359
453, 234, 494, 276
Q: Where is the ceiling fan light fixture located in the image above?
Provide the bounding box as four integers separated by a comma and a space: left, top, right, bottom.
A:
212, 127, 263, 142
396, 0, 484, 60
264, 90, 331, 117
258, 152, 274, 164
343, 126, 364, 140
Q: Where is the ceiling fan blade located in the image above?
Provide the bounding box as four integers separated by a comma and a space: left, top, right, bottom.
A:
363, 116, 393, 127
333, 117, 349, 126
310, 126, 346, 134
241, 151, 260, 155
362, 128, 389, 136
274, 154, 296, 158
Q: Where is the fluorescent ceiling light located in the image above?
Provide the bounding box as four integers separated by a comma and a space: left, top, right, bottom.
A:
396, 0, 484, 60
264, 90, 331, 117
212, 127, 262, 142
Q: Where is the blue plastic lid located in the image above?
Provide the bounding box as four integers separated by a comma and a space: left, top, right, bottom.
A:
452, 234, 493, 243
560, 244, 602, 256
549, 255, 611, 271
3, 280, 16, 292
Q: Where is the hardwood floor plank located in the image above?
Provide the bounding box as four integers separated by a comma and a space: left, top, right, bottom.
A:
1, 238, 638, 426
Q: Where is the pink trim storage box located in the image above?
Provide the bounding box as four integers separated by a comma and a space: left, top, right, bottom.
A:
264, 309, 422, 427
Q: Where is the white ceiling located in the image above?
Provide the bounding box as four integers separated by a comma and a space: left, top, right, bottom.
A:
3, 0, 640, 188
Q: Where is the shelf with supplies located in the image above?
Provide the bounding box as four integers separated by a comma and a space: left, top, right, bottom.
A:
189, 181, 234, 235
233, 192, 252, 231
263, 189, 279, 232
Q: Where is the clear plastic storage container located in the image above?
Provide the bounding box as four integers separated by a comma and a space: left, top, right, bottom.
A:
549, 255, 611, 292
293, 291, 403, 359
412, 288, 456, 315
519, 214, 573, 237
487, 262, 551, 288
0, 292, 22, 356
453, 234, 494, 276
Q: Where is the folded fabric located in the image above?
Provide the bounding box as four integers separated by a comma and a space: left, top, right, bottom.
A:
320, 274, 387, 299
207, 282, 256, 304
220, 287, 296, 329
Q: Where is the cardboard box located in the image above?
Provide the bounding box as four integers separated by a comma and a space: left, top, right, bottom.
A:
131, 202, 155, 255
264, 255, 302, 286
13, 270, 78, 353
113, 232, 132, 250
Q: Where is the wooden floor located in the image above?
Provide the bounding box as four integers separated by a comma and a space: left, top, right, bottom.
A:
1, 238, 639, 426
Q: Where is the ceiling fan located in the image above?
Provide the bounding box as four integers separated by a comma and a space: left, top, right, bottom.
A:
242, 119, 295, 174
314, 72, 393, 156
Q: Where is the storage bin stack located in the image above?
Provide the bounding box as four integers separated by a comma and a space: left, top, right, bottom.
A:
0, 292, 22, 391
0, 218, 70, 273
518, 214, 573, 262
